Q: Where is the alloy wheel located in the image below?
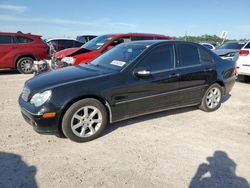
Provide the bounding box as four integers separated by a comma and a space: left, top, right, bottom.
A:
206, 87, 221, 109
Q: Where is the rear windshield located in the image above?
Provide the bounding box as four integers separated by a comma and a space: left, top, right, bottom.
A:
218, 42, 245, 50
89, 43, 147, 71
81, 35, 114, 51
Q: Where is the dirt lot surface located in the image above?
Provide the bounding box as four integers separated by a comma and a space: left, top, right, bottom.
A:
0, 70, 250, 188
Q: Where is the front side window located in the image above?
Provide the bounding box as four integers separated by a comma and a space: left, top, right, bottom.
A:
82, 35, 114, 50
109, 37, 131, 47
0, 35, 12, 44
135, 44, 174, 72
59, 40, 73, 49
16, 36, 33, 43
176, 44, 200, 67
89, 43, 147, 71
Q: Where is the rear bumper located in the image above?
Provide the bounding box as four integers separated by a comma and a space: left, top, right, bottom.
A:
237, 65, 250, 76
19, 96, 59, 134
223, 76, 236, 95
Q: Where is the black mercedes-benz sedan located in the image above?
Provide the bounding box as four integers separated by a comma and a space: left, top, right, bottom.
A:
19, 40, 236, 142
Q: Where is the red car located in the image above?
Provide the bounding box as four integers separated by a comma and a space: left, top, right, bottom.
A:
0, 32, 49, 74
54, 33, 173, 65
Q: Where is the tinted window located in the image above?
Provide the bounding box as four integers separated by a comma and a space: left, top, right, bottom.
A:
73, 41, 84, 47
199, 48, 214, 64
218, 42, 245, 50
131, 36, 154, 41
0, 35, 12, 44
16, 36, 33, 43
59, 40, 73, 49
176, 44, 200, 67
136, 44, 174, 72
245, 41, 250, 49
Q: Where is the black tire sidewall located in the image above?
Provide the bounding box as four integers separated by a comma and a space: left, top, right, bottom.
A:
62, 99, 108, 142
200, 83, 223, 112
16, 57, 34, 74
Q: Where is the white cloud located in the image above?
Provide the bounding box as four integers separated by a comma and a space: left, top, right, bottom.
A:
0, 15, 137, 29
0, 3, 27, 13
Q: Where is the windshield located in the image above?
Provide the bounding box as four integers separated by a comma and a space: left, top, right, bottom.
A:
218, 42, 245, 50
89, 43, 147, 71
81, 35, 114, 50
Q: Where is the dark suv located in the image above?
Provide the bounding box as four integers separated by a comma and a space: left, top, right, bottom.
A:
0, 32, 49, 74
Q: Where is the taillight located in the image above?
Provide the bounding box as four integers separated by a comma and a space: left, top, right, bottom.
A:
239, 50, 249, 56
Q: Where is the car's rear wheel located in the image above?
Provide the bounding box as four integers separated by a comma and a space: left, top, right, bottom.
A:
199, 83, 222, 112
62, 99, 108, 142
16, 57, 34, 74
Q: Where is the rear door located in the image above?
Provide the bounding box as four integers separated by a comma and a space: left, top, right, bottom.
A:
176, 43, 216, 105
0, 35, 16, 68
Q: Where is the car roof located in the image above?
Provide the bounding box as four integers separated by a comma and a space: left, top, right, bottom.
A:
103, 33, 173, 39
122, 40, 199, 47
0, 32, 41, 37
46, 38, 78, 42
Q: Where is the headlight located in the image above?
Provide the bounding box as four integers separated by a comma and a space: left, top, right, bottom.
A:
225, 52, 235, 57
30, 90, 52, 107
61, 57, 75, 65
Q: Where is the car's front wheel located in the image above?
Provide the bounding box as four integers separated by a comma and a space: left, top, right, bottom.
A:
16, 57, 34, 74
199, 83, 223, 112
62, 99, 108, 142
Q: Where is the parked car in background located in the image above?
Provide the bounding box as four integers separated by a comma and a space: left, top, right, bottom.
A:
213, 41, 246, 61
47, 38, 84, 54
19, 40, 236, 142
199, 42, 216, 50
0, 32, 49, 74
237, 40, 250, 81
54, 33, 173, 65
76, 35, 97, 44
34, 33, 173, 74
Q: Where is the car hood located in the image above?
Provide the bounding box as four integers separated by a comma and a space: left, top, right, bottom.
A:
54, 47, 92, 59
26, 65, 114, 91
213, 49, 239, 56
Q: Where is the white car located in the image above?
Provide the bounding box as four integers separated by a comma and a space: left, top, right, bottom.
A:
237, 40, 250, 81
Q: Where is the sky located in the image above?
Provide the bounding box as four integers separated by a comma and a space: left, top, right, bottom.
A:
0, 0, 249, 39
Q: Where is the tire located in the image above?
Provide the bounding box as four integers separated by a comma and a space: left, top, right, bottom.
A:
237, 75, 247, 82
62, 98, 108, 142
199, 83, 223, 112
16, 57, 34, 74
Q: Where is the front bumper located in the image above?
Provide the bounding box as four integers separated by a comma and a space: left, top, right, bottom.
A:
19, 96, 60, 134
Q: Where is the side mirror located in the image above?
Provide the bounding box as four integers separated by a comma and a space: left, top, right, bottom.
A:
134, 70, 151, 77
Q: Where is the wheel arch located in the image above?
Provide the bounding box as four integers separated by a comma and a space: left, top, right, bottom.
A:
213, 80, 225, 95
58, 95, 112, 136
15, 54, 37, 68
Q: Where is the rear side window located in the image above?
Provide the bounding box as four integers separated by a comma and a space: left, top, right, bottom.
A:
176, 44, 200, 67
131, 36, 154, 41
199, 48, 214, 64
136, 44, 174, 72
16, 36, 33, 43
0, 35, 12, 44
245, 41, 250, 49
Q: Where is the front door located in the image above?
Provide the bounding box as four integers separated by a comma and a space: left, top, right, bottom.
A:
113, 43, 180, 119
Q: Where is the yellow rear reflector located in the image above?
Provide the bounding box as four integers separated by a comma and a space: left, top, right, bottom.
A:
42, 112, 56, 118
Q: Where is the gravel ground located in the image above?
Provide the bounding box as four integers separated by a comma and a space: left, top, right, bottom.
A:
0, 71, 250, 188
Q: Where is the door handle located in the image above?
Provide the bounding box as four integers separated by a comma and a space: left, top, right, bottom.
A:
168, 73, 180, 78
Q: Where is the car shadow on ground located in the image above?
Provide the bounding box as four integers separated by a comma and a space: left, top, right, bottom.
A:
0, 69, 19, 75
0, 151, 37, 187
189, 151, 250, 188
101, 95, 231, 138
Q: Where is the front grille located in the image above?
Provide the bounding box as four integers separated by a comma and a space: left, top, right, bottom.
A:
22, 87, 30, 102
